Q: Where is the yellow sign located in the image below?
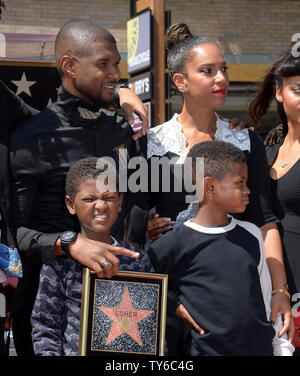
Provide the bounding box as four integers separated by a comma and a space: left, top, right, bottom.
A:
127, 10, 151, 74
127, 16, 139, 63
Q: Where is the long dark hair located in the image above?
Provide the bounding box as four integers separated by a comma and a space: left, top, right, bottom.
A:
248, 46, 300, 144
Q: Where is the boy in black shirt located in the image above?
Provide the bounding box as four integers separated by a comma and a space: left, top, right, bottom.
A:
148, 140, 294, 356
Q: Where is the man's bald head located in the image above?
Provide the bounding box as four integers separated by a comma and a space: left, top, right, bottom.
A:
55, 18, 116, 77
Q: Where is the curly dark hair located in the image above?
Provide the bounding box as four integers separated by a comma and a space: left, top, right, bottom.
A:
187, 140, 246, 183
65, 157, 119, 200
0, 1, 5, 19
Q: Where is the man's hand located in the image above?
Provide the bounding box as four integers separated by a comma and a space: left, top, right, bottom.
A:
68, 234, 140, 278
119, 87, 149, 140
176, 304, 205, 335
270, 292, 295, 341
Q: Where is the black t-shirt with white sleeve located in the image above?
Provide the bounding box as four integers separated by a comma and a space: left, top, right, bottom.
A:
148, 216, 293, 356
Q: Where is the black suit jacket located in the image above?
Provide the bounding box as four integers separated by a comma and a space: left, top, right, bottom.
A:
0, 80, 38, 246
10, 87, 147, 262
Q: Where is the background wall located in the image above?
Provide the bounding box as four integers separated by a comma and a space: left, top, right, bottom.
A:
0, 0, 299, 132
0, 0, 298, 55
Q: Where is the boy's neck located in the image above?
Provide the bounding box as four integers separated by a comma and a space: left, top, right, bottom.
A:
192, 204, 229, 227
80, 228, 113, 244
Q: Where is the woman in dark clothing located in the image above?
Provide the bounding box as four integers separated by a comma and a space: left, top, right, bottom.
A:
248, 47, 300, 354
142, 23, 293, 354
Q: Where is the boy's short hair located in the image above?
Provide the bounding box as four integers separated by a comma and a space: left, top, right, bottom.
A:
187, 140, 247, 182
65, 156, 119, 200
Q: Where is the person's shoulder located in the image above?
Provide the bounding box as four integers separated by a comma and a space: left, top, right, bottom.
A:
265, 139, 281, 150
234, 218, 263, 240
146, 114, 185, 158
215, 115, 251, 152
11, 107, 58, 136
10, 109, 58, 152
264, 137, 281, 161
264, 135, 282, 154
152, 223, 191, 248
147, 114, 177, 137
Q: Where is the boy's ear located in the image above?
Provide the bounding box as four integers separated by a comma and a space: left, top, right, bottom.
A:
65, 195, 76, 215
203, 177, 215, 196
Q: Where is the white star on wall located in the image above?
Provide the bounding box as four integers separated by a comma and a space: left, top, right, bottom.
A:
11, 72, 36, 96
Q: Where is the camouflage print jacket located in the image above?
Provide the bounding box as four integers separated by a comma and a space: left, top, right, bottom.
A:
31, 238, 153, 356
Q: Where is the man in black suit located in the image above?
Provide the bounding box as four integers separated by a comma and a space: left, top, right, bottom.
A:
0, 2, 147, 243
9, 18, 150, 356
1, 2, 149, 355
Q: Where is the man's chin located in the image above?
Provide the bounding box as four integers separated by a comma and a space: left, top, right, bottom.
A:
93, 95, 115, 109
82, 92, 114, 109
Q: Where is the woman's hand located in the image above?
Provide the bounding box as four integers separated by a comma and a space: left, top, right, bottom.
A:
147, 213, 174, 242
271, 292, 294, 340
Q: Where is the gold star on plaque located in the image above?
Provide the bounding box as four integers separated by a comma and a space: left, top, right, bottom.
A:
11, 72, 36, 96
98, 286, 153, 346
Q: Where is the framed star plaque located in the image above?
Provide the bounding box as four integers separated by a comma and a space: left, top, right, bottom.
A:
79, 269, 168, 356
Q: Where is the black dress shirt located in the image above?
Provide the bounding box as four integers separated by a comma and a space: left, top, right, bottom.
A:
10, 87, 147, 263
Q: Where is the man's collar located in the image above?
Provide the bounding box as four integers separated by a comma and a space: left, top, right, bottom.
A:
58, 86, 102, 112
52, 86, 118, 127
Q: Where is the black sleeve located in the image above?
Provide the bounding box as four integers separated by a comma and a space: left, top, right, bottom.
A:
126, 205, 148, 245
241, 131, 279, 227
0, 80, 39, 130
264, 142, 281, 168
10, 125, 60, 262
148, 231, 182, 317
147, 230, 178, 275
